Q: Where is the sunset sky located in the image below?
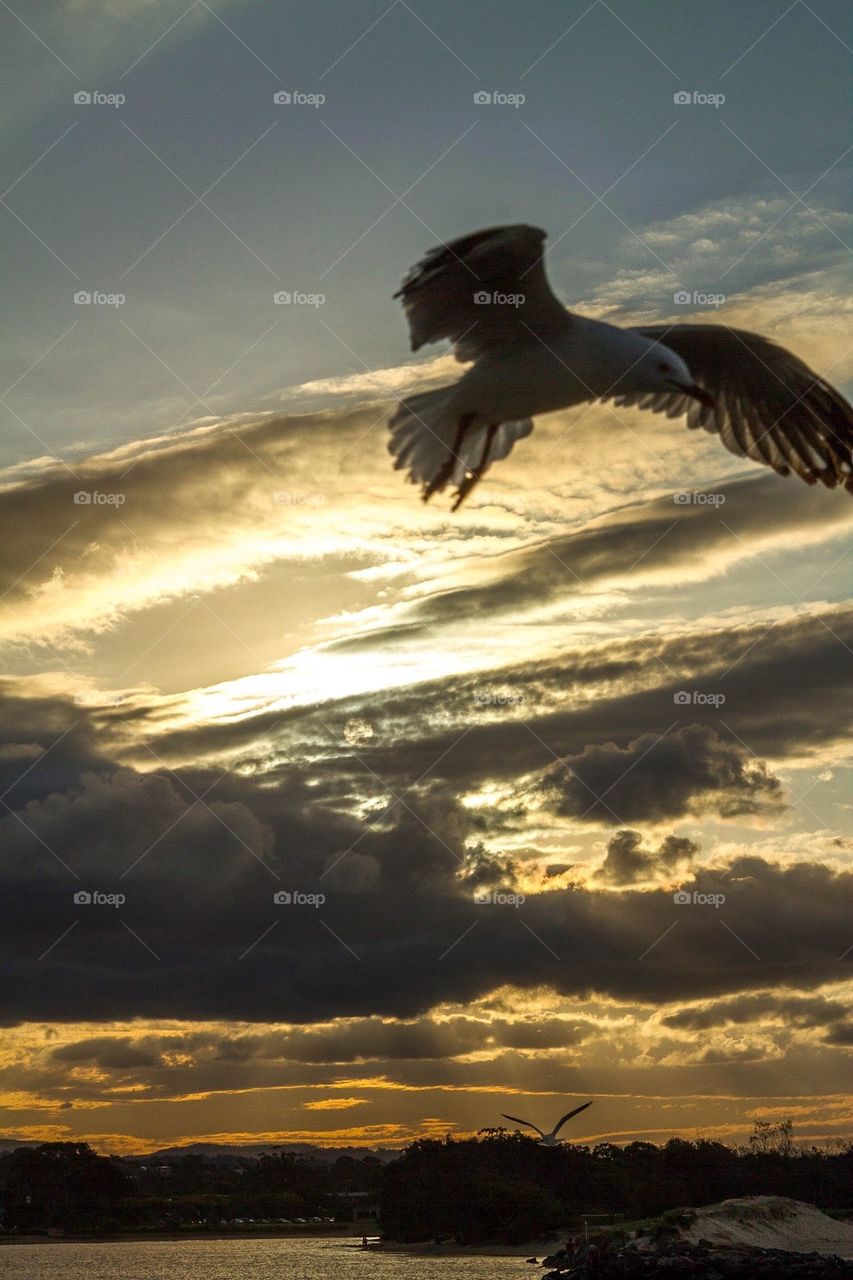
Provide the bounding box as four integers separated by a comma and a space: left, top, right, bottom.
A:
1, 0, 852, 1156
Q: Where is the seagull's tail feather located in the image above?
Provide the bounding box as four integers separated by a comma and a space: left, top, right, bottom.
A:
388, 387, 533, 505
388, 388, 459, 488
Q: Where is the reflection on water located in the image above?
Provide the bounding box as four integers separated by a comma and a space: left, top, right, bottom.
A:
0, 1237, 532, 1279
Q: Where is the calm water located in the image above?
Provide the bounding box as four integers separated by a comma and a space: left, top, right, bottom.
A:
0, 1237, 534, 1279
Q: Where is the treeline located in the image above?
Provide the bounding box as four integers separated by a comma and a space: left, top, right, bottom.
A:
381, 1124, 853, 1244
3, 1125, 852, 1243
0, 1142, 382, 1236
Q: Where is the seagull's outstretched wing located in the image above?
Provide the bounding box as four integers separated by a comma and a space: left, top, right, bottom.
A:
551, 1100, 593, 1137
501, 1113, 544, 1138
619, 325, 853, 490
395, 224, 572, 363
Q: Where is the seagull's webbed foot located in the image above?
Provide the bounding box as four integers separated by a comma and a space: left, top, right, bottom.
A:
450, 423, 498, 511
422, 413, 475, 504
422, 462, 454, 503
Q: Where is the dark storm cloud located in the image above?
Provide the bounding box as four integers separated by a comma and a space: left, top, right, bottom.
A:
0, 687, 109, 807
13, 1017, 597, 1106
142, 599, 853, 815
52, 1036, 162, 1070
661, 993, 851, 1033
2, 722, 853, 1025
537, 725, 784, 825
211, 1014, 593, 1064
1, 458, 851, 1029
824, 1023, 853, 1046
2, 609, 848, 1029
1, 610, 845, 1038
287, 603, 852, 797
597, 829, 699, 885
458, 845, 521, 890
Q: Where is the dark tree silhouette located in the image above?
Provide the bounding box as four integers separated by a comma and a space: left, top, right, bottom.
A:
379, 1125, 853, 1243
2, 1142, 129, 1234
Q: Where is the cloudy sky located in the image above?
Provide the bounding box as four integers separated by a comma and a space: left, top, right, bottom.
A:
1, 0, 852, 1156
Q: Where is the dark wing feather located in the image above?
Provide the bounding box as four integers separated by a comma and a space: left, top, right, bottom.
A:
395, 224, 572, 363
501, 1113, 544, 1136
551, 1100, 593, 1136
619, 325, 853, 490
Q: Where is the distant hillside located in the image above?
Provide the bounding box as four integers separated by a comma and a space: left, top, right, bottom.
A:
122, 1141, 399, 1163
0, 1137, 398, 1163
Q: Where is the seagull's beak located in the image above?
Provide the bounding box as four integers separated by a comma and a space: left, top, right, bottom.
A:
668, 378, 715, 409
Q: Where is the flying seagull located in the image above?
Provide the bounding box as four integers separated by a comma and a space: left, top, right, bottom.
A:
389, 224, 853, 509
501, 1100, 593, 1146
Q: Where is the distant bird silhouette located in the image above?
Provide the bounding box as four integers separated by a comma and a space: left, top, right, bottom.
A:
389, 224, 853, 508
501, 1100, 593, 1146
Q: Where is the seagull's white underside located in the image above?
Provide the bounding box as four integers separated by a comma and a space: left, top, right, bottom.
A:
448, 317, 665, 421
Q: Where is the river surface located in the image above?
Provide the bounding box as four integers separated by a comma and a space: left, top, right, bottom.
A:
0, 1236, 534, 1278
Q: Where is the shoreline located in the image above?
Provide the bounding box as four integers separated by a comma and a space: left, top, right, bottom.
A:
0, 1230, 353, 1247
0, 1230, 559, 1256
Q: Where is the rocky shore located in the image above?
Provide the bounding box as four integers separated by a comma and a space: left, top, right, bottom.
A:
542, 1239, 853, 1277
540, 1197, 853, 1277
